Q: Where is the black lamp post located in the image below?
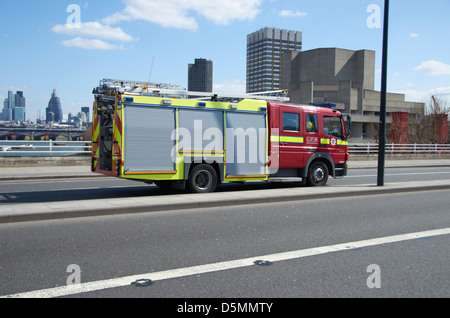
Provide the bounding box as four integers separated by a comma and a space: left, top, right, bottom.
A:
377, 0, 390, 187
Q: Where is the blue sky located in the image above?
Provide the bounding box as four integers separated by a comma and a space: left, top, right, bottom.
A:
1, 0, 449, 122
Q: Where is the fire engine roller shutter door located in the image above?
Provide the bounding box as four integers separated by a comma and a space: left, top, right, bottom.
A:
226, 112, 267, 177
178, 109, 224, 153
124, 106, 176, 173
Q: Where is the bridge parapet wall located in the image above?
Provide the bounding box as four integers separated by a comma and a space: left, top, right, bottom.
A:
0, 156, 91, 167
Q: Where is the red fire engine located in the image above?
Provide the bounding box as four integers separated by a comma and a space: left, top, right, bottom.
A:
92, 79, 350, 193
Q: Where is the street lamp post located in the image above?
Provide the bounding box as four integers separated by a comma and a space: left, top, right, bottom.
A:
377, 0, 390, 186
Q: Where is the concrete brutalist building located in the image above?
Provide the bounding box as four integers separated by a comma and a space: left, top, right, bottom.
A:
281, 48, 425, 140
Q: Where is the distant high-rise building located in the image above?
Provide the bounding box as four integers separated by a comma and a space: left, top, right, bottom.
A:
46, 89, 63, 123
188, 58, 213, 92
81, 106, 90, 124
2, 91, 13, 121
81, 106, 90, 118
246, 27, 302, 93
14, 91, 26, 108
2, 90, 26, 122
13, 91, 26, 122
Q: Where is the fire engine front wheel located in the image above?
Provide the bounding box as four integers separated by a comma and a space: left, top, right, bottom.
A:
187, 164, 218, 193
306, 161, 329, 186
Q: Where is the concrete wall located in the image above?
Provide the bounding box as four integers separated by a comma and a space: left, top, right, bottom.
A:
0, 156, 90, 167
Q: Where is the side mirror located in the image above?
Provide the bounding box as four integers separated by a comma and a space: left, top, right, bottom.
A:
345, 115, 352, 139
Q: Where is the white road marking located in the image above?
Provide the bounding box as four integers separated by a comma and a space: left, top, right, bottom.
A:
2, 227, 450, 298
347, 171, 450, 178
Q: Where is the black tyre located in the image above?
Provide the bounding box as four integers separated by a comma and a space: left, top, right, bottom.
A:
306, 161, 329, 186
187, 164, 218, 193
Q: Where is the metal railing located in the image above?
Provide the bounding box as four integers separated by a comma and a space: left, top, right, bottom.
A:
349, 143, 450, 155
1, 140, 449, 157
0, 140, 92, 156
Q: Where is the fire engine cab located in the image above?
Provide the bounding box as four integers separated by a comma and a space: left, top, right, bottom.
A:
92, 79, 350, 193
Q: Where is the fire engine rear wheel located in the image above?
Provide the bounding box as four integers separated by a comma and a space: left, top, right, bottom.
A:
187, 164, 218, 193
306, 161, 329, 186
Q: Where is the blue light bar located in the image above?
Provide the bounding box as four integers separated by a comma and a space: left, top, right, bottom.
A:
198, 102, 207, 107
125, 97, 134, 102
316, 103, 336, 108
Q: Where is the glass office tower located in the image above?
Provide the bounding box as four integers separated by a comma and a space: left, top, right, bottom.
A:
188, 58, 213, 93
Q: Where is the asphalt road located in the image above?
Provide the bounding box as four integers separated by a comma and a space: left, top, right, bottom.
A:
0, 168, 449, 299
1, 166, 450, 205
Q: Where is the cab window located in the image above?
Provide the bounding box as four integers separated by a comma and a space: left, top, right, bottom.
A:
306, 114, 318, 133
283, 112, 300, 131
323, 116, 343, 138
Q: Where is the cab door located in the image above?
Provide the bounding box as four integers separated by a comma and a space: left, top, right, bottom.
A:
304, 112, 320, 161
278, 106, 305, 169
321, 115, 347, 165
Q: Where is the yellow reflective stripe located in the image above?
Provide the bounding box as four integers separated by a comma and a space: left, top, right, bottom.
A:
272, 136, 347, 146
271, 136, 304, 144
270, 135, 280, 143
113, 125, 121, 149
226, 175, 267, 179
93, 124, 100, 145
124, 171, 177, 175
117, 108, 123, 150
321, 138, 348, 146
280, 136, 304, 144
179, 150, 225, 155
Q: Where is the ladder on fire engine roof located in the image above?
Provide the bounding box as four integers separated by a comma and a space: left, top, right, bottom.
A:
94, 78, 290, 103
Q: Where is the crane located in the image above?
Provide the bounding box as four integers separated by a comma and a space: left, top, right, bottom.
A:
148, 56, 155, 82
431, 95, 441, 113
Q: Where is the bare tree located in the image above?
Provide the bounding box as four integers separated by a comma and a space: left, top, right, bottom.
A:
409, 95, 449, 144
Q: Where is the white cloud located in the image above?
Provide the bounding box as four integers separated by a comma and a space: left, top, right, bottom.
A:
410, 33, 419, 38
214, 79, 246, 94
61, 37, 122, 50
430, 86, 450, 96
415, 60, 450, 76
396, 86, 450, 103
398, 89, 429, 102
51, 22, 134, 42
103, 0, 262, 30
279, 10, 308, 17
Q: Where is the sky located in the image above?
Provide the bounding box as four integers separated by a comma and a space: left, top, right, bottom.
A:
1, 0, 449, 122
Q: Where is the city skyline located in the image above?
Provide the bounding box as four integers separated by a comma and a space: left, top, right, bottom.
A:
1, 0, 450, 122
0, 88, 89, 125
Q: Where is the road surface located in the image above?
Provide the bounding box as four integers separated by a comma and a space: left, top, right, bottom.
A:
0, 166, 449, 299
1, 166, 450, 205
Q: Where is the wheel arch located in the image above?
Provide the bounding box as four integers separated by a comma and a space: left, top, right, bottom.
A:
185, 160, 223, 184
302, 153, 335, 178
